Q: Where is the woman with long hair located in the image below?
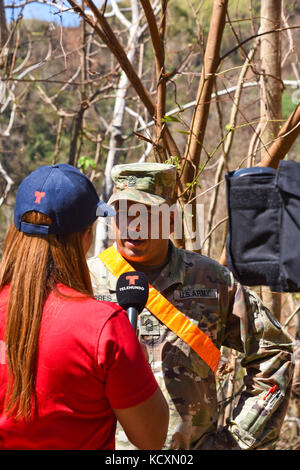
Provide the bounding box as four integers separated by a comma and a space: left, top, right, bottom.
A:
0, 164, 168, 450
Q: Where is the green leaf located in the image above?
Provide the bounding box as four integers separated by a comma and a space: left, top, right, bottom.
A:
162, 115, 181, 123
77, 156, 97, 171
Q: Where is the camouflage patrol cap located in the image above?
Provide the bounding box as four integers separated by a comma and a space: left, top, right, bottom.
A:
108, 162, 177, 206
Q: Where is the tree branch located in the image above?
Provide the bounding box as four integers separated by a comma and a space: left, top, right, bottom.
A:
258, 104, 300, 169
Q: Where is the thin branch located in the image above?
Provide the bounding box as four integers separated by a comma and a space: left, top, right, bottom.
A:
53, 115, 64, 164
109, 0, 132, 30
221, 25, 300, 61
0, 162, 14, 207
1, 40, 52, 113
284, 305, 300, 328
201, 216, 229, 250
1, 100, 17, 136
90, 133, 102, 182
134, 80, 299, 134
67, 0, 180, 158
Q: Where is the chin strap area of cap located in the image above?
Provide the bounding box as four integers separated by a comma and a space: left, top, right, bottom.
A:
98, 246, 221, 374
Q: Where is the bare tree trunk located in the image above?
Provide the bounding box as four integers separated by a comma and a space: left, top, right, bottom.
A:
0, 2, 14, 207
260, 0, 282, 154
259, 0, 282, 321
68, 10, 89, 167
0, 0, 8, 48
0, 0, 10, 77
206, 46, 257, 257
94, 0, 140, 254
140, 0, 168, 161
101, 0, 140, 203
182, 0, 228, 186
68, 105, 86, 166
179, 0, 228, 250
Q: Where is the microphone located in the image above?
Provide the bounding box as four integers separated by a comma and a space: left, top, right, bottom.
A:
116, 271, 149, 332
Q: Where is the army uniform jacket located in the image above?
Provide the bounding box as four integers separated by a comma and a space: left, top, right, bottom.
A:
87, 242, 294, 450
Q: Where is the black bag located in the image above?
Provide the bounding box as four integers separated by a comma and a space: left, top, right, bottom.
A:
225, 160, 300, 292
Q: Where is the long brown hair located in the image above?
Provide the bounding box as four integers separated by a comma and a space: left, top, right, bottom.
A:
0, 211, 93, 420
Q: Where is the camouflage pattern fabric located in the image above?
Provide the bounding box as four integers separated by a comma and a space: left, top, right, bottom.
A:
108, 162, 177, 206
291, 341, 300, 399
87, 242, 294, 450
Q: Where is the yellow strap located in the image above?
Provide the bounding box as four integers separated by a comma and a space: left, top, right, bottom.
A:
98, 246, 220, 374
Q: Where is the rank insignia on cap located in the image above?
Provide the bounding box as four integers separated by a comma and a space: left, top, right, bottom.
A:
128, 175, 137, 187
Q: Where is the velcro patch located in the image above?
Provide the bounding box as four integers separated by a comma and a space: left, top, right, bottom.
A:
140, 314, 160, 336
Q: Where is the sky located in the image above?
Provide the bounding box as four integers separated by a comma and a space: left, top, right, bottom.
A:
4, 1, 85, 27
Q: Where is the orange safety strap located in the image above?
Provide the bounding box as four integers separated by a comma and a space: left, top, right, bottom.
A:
98, 246, 220, 374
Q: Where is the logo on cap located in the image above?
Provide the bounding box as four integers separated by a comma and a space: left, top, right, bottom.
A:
34, 191, 46, 204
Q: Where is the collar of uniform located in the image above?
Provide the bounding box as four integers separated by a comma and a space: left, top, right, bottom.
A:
106, 268, 118, 291
105, 242, 119, 291
151, 241, 185, 292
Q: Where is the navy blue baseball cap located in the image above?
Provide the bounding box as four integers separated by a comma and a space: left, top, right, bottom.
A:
14, 164, 115, 235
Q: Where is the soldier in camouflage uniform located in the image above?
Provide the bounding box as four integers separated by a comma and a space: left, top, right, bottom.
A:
87, 162, 294, 450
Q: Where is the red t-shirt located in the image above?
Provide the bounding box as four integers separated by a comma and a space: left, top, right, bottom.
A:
0, 284, 158, 450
